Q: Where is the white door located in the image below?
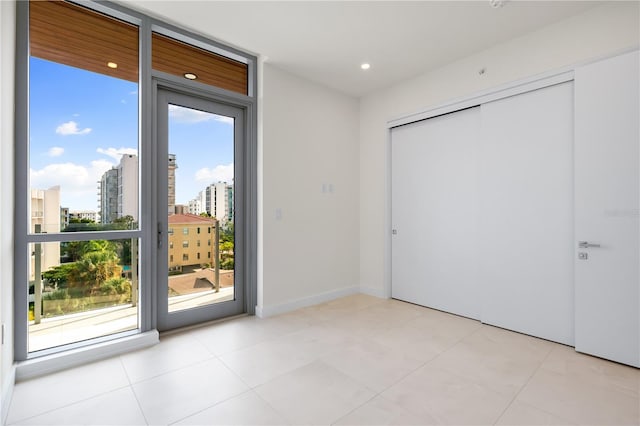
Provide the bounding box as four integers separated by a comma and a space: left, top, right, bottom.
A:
574, 51, 640, 367
391, 107, 481, 320
478, 82, 575, 345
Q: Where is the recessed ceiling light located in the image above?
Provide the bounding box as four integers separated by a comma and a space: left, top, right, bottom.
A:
184, 73, 198, 80
107, 62, 118, 69
361, 63, 371, 70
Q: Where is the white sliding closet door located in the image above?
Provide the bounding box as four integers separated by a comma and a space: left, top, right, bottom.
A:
391, 107, 481, 320
478, 82, 575, 345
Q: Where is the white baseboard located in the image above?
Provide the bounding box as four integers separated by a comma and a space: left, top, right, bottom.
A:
16, 330, 159, 381
255, 285, 359, 318
359, 286, 389, 299
1, 364, 16, 425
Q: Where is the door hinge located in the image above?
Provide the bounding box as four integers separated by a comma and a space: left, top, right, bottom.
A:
1, 323, 5, 345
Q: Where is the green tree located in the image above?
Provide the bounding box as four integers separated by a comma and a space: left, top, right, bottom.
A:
104, 216, 137, 266
69, 218, 95, 224
63, 219, 100, 232
63, 240, 117, 262
68, 250, 121, 293
112, 215, 136, 230
41, 263, 77, 288
219, 241, 234, 253
220, 222, 234, 244
219, 238, 234, 271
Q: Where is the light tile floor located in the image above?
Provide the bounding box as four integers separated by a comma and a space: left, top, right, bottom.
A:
7, 294, 640, 425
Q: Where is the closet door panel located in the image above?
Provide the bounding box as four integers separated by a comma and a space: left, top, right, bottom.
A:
479, 82, 575, 345
391, 107, 480, 320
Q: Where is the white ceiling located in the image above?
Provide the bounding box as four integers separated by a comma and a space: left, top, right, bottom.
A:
123, 1, 603, 97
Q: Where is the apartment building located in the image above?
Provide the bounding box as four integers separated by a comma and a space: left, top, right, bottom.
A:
29, 186, 60, 281
167, 213, 217, 271
68, 210, 99, 223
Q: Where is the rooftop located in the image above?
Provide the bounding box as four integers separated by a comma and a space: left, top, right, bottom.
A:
168, 213, 216, 225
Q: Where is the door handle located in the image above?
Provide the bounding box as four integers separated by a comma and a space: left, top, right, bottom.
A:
578, 241, 601, 248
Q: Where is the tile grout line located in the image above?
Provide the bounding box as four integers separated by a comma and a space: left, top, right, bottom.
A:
167, 388, 257, 426
357, 321, 485, 423
491, 343, 556, 425
119, 356, 151, 426
330, 310, 479, 425
6, 384, 133, 425
213, 306, 379, 391
121, 338, 218, 385
135, 355, 249, 425
118, 355, 135, 386
250, 388, 295, 426
179, 317, 334, 426
329, 354, 431, 425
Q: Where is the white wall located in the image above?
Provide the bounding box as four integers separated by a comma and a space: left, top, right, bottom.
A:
259, 64, 360, 316
0, 0, 16, 421
359, 1, 640, 296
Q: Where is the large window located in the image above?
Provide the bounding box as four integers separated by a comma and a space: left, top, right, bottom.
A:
16, 0, 257, 360
24, 0, 140, 355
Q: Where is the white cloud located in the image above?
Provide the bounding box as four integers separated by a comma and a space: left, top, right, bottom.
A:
55, 121, 92, 136
168, 104, 234, 125
30, 159, 114, 207
215, 115, 234, 125
194, 163, 234, 184
96, 147, 138, 162
47, 147, 64, 157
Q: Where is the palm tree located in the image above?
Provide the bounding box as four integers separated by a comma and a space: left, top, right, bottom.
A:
68, 243, 121, 294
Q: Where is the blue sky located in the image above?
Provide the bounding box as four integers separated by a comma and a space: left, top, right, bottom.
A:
29, 57, 234, 212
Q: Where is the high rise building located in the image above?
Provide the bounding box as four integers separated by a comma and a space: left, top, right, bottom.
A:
168, 154, 177, 215
204, 182, 234, 223
117, 154, 138, 221
30, 186, 61, 280
226, 184, 234, 223
187, 190, 206, 215
100, 154, 175, 222
187, 198, 202, 215
99, 168, 118, 224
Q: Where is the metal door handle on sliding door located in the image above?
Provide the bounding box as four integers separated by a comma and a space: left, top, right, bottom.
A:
578, 241, 601, 248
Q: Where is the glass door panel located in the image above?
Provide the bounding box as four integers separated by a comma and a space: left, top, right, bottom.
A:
167, 105, 235, 312
157, 90, 244, 330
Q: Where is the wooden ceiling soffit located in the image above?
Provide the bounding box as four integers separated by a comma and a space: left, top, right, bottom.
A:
152, 33, 248, 96
30, 1, 139, 83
